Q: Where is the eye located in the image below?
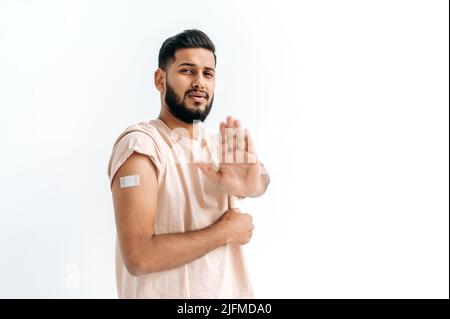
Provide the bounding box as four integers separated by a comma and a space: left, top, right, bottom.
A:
180, 69, 193, 74
204, 72, 215, 78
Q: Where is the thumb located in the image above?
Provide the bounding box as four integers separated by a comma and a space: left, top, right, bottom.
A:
196, 162, 221, 182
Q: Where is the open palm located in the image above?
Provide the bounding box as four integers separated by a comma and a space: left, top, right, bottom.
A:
197, 116, 262, 197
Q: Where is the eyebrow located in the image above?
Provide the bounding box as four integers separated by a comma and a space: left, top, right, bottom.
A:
177, 62, 215, 72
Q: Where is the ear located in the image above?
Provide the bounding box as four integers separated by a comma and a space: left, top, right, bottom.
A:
154, 68, 165, 93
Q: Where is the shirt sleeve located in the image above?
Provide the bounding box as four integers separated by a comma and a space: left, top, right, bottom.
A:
108, 131, 163, 189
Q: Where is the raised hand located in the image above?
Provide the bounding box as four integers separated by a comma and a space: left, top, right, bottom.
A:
197, 116, 263, 197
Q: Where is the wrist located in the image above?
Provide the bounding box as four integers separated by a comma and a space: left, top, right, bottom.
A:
211, 218, 232, 245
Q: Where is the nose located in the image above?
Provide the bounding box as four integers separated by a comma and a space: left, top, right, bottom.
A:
192, 73, 206, 90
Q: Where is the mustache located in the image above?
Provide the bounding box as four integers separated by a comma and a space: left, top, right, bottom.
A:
185, 89, 209, 99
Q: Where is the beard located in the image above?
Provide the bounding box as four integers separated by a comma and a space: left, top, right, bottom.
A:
164, 80, 214, 124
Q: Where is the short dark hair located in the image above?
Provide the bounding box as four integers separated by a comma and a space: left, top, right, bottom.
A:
158, 29, 216, 70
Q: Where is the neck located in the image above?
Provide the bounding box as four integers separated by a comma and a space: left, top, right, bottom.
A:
158, 104, 200, 140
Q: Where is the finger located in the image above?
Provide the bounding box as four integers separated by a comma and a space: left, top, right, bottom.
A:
244, 129, 258, 163
220, 122, 226, 145
219, 122, 226, 163
244, 150, 258, 164
236, 128, 245, 163
236, 128, 245, 150
234, 120, 242, 162
226, 116, 234, 128
233, 120, 241, 157
225, 126, 234, 163
233, 133, 237, 163
244, 129, 255, 154
220, 122, 226, 136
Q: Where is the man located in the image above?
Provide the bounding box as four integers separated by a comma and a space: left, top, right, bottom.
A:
107, 29, 270, 298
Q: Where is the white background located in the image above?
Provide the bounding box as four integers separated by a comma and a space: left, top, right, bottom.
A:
0, 0, 448, 298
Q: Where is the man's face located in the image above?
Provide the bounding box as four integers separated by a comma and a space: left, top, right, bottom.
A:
162, 48, 216, 124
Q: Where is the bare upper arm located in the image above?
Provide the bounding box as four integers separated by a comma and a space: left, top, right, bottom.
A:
111, 152, 158, 273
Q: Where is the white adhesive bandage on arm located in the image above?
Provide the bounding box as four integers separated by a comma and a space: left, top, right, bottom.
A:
119, 175, 140, 188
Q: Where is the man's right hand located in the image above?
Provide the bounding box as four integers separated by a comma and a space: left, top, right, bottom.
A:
219, 208, 254, 245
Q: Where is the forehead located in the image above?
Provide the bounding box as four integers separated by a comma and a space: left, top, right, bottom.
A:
172, 48, 215, 69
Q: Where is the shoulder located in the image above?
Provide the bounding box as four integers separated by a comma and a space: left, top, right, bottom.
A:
116, 121, 160, 147
107, 121, 164, 188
